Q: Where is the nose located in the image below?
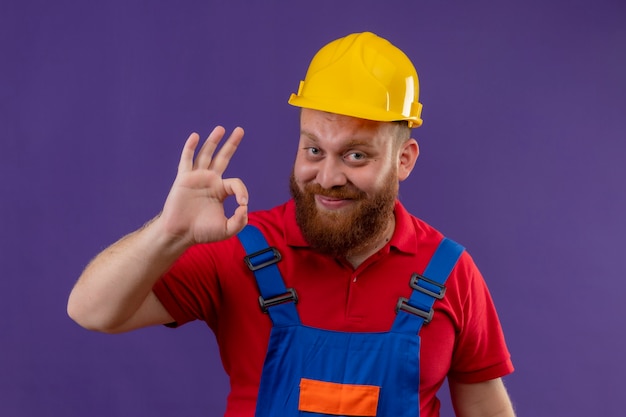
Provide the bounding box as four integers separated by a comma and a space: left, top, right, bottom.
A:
316, 157, 347, 189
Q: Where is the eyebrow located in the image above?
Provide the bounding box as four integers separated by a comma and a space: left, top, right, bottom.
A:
300, 130, 318, 142
300, 130, 376, 149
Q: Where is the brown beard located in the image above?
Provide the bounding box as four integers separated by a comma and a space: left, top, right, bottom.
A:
289, 170, 398, 258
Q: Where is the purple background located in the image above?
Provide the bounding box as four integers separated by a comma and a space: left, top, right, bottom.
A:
2, 1, 625, 416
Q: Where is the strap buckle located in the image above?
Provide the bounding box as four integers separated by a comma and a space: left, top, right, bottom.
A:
409, 272, 446, 300
395, 297, 434, 323
395, 273, 447, 324
244, 247, 282, 271
259, 288, 298, 313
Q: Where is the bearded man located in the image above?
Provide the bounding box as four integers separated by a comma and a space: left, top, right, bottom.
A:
68, 32, 516, 417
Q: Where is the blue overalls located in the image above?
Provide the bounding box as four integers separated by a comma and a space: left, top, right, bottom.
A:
238, 225, 464, 417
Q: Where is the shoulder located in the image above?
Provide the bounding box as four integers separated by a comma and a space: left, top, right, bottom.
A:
247, 201, 291, 233
247, 200, 307, 248
393, 201, 455, 263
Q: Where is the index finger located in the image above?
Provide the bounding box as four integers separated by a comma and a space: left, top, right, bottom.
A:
178, 132, 200, 173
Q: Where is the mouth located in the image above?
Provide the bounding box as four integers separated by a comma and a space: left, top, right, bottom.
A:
315, 194, 355, 211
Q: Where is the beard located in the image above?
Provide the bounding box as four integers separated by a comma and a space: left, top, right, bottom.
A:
289, 170, 398, 258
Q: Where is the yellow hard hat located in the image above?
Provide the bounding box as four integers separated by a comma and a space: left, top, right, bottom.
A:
288, 32, 423, 128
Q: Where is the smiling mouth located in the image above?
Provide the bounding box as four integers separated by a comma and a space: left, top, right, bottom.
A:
315, 195, 356, 210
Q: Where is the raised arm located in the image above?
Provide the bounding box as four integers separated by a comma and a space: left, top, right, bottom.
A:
67, 126, 248, 333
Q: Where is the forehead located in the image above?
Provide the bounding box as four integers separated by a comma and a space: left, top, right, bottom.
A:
299, 109, 396, 146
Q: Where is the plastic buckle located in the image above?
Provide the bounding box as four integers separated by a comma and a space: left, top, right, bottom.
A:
395, 297, 434, 323
409, 273, 446, 300
259, 288, 298, 313
244, 247, 282, 271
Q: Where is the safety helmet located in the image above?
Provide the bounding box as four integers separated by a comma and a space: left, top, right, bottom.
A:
288, 32, 423, 128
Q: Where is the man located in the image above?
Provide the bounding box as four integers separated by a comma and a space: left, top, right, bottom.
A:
68, 32, 515, 416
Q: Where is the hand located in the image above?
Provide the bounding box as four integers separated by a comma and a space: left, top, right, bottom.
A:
159, 126, 249, 246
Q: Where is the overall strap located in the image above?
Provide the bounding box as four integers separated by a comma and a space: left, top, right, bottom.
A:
392, 237, 465, 335
237, 225, 300, 327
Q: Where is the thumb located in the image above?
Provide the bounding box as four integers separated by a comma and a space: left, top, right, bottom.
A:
225, 204, 248, 237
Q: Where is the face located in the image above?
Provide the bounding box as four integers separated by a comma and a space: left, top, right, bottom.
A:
289, 109, 417, 257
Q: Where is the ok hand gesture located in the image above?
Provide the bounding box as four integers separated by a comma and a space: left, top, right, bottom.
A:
159, 126, 249, 246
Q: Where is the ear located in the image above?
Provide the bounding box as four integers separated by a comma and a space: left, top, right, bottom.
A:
397, 138, 419, 181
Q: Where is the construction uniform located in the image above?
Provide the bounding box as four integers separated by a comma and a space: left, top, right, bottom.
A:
153, 200, 514, 416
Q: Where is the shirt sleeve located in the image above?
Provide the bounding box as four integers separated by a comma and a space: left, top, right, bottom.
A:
152, 242, 224, 329
447, 252, 514, 383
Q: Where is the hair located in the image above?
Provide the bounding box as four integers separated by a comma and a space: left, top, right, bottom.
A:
390, 120, 412, 150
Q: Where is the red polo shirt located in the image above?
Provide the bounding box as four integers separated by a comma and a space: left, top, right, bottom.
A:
153, 200, 513, 417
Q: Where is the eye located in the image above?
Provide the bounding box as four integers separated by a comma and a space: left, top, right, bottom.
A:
345, 152, 366, 162
303, 147, 323, 159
